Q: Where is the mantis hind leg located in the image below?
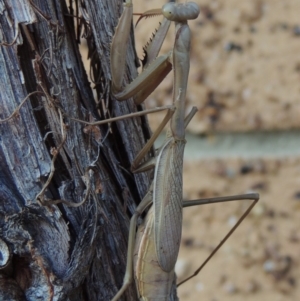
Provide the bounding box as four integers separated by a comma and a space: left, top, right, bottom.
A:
111, 186, 153, 301
177, 193, 259, 286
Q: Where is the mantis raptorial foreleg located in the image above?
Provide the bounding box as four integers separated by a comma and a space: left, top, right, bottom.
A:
111, 0, 170, 104
110, 0, 199, 104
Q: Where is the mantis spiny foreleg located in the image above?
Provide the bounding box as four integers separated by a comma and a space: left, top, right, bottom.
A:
110, 1, 199, 105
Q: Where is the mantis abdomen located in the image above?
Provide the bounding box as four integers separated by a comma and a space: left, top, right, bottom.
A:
134, 206, 175, 301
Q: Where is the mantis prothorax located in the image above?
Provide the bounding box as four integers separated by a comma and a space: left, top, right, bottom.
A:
107, 1, 260, 300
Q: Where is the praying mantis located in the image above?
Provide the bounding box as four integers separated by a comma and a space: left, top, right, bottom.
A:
106, 0, 260, 300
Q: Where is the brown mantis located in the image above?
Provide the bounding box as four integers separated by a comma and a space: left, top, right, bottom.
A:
105, 0, 260, 300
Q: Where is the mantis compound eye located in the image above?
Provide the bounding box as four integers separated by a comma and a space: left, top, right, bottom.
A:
162, 3, 176, 20
162, 2, 200, 22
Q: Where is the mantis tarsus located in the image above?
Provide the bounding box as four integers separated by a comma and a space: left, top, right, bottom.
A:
107, 1, 260, 300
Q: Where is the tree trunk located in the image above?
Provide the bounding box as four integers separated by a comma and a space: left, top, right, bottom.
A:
0, 0, 178, 300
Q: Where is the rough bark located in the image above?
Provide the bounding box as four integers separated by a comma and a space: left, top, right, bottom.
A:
0, 0, 179, 300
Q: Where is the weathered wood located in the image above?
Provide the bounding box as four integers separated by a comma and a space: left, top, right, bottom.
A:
0, 0, 179, 300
